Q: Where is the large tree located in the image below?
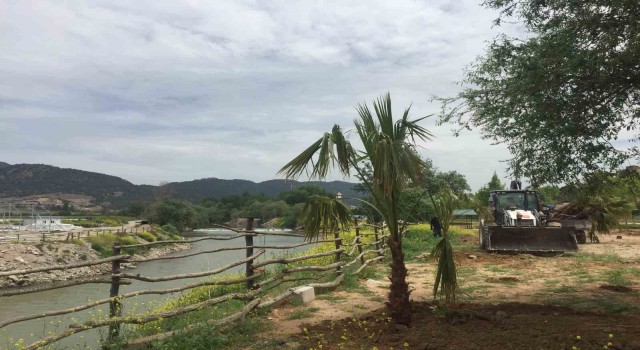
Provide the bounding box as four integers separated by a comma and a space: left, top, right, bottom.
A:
279, 93, 433, 325
440, 0, 640, 185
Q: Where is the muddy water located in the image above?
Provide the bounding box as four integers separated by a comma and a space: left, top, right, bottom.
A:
0, 230, 306, 349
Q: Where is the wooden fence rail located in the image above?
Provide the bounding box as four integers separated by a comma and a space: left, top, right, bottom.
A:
1, 219, 391, 350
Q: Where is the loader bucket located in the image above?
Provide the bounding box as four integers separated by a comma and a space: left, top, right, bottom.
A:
484, 226, 578, 253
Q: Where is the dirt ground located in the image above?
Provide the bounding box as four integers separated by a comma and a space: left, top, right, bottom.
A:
263, 231, 640, 349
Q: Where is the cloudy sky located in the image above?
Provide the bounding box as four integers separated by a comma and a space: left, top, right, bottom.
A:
0, 1, 519, 190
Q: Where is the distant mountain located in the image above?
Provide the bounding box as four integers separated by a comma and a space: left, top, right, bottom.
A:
0, 163, 153, 207
0, 163, 358, 208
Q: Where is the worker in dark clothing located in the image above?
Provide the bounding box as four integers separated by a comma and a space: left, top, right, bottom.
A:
430, 216, 442, 237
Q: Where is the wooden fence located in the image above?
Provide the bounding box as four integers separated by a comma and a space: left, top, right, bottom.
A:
0, 226, 151, 244
0, 219, 389, 349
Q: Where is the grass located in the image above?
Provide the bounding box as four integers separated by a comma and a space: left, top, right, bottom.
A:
136, 230, 157, 242
402, 225, 477, 262
87, 233, 144, 258
601, 267, 640, 287
62, 216, 133, 228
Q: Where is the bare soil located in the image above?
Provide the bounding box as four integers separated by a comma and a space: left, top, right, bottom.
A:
264, 231, 640, 349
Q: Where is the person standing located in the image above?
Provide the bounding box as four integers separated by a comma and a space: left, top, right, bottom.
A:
430, 216, 442, 238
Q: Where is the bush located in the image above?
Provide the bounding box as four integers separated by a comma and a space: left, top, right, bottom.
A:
136, 231, 157, 242
88, 233, 144, 258
161, 224, 179, 235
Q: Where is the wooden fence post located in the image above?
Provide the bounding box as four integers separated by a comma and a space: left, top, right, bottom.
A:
355, 219, 364, 265
334, 230, 342, 273
374, 226, 383, 256
245, 217, 255, 289
108, 245, 122, 341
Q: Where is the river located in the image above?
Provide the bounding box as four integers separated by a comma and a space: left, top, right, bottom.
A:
0, 230, 306, 349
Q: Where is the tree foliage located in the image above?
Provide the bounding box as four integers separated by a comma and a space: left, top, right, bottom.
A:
558, 171, 636, 232
440, 0, 640, 184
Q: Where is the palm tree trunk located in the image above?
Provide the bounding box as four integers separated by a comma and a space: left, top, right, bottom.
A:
386, 230, 411, 326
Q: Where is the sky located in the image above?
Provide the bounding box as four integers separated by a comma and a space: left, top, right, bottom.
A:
0, 1, 519, 191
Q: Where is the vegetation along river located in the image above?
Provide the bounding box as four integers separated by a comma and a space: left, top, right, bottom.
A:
0, 230, 306, 349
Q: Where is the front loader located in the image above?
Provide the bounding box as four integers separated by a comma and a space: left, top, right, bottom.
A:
479, 182, 578, 253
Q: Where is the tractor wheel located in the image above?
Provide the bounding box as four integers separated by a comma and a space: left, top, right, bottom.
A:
479, 221, 488, 250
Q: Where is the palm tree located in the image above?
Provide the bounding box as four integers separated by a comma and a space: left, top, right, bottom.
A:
279, 93, 431, 325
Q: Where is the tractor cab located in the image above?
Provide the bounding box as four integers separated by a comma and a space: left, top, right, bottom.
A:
489, 190, 543, 227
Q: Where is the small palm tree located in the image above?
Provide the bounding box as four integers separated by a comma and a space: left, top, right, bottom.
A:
428, 189, 465, 302
279, 93, 431, 325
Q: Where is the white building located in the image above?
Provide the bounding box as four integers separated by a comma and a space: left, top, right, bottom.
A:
21, 216, 76, 231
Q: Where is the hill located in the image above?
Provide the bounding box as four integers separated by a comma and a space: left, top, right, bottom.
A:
0, 163, 153, 208
0, 163, 358, 209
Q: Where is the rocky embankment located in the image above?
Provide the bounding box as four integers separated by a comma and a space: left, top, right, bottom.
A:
0, 242, 190, 288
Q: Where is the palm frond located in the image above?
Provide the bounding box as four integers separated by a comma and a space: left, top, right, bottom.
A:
331, 125, 353, 176
374, 93, 395, 139
431, 235, 457, 303
278, 125, 352, 180
278, 135, 325, 179
301, 195, 352, 241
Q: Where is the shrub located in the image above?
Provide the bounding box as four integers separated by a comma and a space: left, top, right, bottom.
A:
88, 233, 143, 258
136, 231, 157, 242
161, 224, 180, 235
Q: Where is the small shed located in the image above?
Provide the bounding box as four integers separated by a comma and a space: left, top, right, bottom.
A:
452, 209, 478, 228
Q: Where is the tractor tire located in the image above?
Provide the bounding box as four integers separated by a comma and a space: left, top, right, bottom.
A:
479, 221, 488, 250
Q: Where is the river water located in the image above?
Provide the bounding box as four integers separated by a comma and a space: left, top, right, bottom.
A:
0, 230, 306, 349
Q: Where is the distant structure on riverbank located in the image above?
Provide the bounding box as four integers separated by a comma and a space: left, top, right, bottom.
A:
0, 204, 77, 232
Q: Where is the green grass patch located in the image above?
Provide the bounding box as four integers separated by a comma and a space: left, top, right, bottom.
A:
62, 216, 133, 228
136, 231, 157, 242
402, 225, 476, 261
601, 267, 640, 287
87, 233, 143, 258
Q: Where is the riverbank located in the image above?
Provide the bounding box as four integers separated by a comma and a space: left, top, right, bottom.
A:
0, 241, 191, 288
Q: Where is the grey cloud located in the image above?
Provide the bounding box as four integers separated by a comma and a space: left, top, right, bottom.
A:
1, 0, 517, 190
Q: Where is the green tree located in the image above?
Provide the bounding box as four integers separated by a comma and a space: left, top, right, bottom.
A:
440, 0, 640, 185
535, 185, 561, 205
279, 93, 433, 325
148, 199, 198, 231
422, 158, 471, 195
125, 202, 146, 217
279, 185, 328, 205
475, 172, 505, 205
560, 171, 636, 234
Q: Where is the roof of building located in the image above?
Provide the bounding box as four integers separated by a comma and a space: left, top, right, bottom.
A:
452, 209, 477, 216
